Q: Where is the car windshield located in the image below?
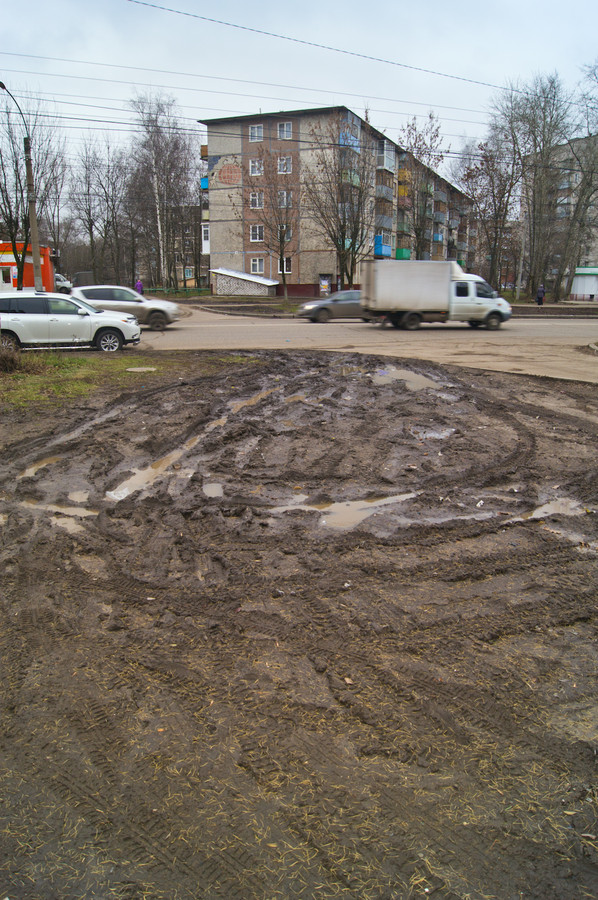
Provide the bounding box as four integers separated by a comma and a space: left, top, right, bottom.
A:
74, 297, 102, 314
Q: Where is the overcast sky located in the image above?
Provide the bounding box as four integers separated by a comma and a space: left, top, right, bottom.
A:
1, 0, 596, 165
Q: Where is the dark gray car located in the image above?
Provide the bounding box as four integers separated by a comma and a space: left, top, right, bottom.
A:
297, 290, 373, 323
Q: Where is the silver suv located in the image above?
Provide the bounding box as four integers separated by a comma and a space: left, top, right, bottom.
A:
71, 285, 180, 330
0, 292, 141, 351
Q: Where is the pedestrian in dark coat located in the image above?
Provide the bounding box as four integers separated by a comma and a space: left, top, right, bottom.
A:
536, 284, 545, 306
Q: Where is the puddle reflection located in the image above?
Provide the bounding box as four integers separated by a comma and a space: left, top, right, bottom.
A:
371, 367, 440, 391
271, 491, 420, 529
17, 456, 63, 480
106, 435, 201, 501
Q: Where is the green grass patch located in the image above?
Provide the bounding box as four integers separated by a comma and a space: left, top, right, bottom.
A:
0, 350, 264, 411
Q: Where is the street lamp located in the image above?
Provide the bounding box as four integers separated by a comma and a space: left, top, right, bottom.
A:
0, 81, 43, 291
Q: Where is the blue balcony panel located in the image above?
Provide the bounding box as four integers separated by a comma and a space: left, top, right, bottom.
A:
374, 236, 392, 257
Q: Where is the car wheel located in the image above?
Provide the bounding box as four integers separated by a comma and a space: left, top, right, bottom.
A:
402, 312, 421, 330
148, 311, 167, 331
468, 320, 481, 328
0, 331, 20, 351
59, 287, 70, 294
316, 308, 330, 323
95, 329, 123, 352
485, 313, 502, 330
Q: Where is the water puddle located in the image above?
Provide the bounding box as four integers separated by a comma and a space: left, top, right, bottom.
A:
371, 366, 439, 391
229, 388, 278, 413
52, 516, 85, 535
513, 498, 587, 521
21, 499, 99, 519
106, 435, 201, 501
17, 456, 63, 480
68, 490, 90, 503
205, 416, 228, 433
271, 491, 420, 529
203, 482, 224, 498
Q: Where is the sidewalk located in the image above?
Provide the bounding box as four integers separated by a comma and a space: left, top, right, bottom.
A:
511, 302, 598, 317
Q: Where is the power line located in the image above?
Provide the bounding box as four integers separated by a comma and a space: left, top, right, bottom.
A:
126, 0, 517, 94
0, 51, 489, 116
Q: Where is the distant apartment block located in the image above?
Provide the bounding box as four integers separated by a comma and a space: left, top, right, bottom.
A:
199, 106, 472, 295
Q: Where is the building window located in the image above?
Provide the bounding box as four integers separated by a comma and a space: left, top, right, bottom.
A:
250, 158, 264, 176
278, 121, 292, 140
278, 257, 292, 274
249, 124, 263, 142
251, 258, 264, 274
202, 224, 210, 242
278, 190, 292, 208
250, 191, 264, 209
184, 267, 194, 279
278, 156, 292, 174
250, 225, 264, 242
279, 224, 292, 241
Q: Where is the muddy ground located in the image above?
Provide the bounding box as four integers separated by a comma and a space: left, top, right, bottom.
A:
1, 349, 597, 900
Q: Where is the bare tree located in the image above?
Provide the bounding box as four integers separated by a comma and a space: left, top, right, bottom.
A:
0, 97, 66, 288
551, 134, 598, 300
70, 141, 102, 280
494, 74, 573, 296
398, 113, 447, 260
236, 146, 299, 298
302, 113, 376, 288
452, 129, 521, 287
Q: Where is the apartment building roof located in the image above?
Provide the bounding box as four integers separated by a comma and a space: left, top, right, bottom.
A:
199, 106, 350, 125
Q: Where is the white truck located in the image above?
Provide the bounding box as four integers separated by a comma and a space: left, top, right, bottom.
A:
360, 260, 512, 330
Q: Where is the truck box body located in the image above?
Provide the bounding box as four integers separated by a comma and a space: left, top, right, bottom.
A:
361, 260, 511, 329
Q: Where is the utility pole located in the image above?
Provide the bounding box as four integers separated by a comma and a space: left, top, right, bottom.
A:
0, 81, 44, 291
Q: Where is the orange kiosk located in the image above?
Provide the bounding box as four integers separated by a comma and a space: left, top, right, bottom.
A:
0, 242, 55, 292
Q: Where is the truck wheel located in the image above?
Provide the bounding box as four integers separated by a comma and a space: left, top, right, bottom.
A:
402, 312, 421, 331
95, 329, 124, 352
485, 313, 502, 330
468, 320, 481, 328
316, 308, 330, 323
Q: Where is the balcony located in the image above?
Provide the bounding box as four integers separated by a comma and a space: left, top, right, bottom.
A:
395, 248, 411, 260
457, 241, 467, 252
434, 189, 447, 203
376, 214, 393, 231
433, 232, 444, 243
375, 183, 394, 202
377, 140, 396, 173
374, 236, 392, 258
433, 211, 446, 224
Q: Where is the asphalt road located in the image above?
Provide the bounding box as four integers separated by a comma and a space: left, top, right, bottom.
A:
140, 309, 598, 384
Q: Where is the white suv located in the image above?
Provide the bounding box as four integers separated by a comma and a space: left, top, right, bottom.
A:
0, 292, 141, 352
